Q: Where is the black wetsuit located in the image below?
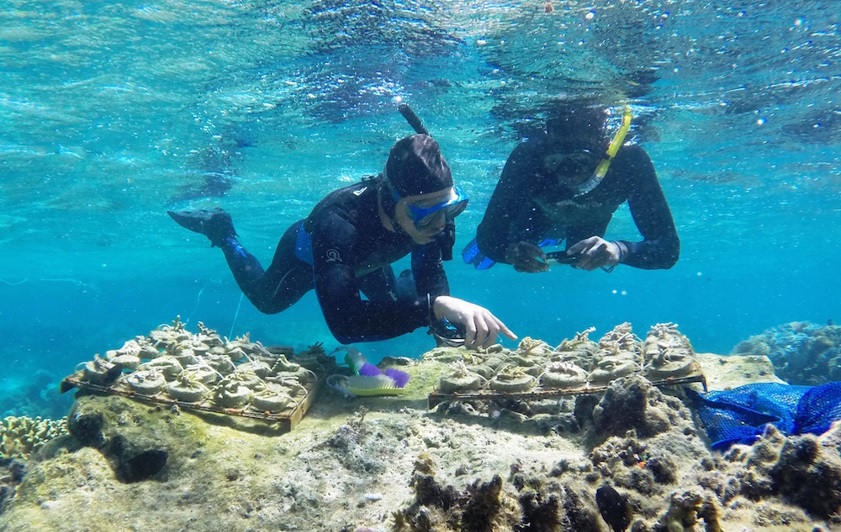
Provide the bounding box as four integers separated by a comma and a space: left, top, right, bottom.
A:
475, 136, 680, 269
219, 178, 448, 344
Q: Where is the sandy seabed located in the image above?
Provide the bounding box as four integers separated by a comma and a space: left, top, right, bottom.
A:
0, 339, 839, 532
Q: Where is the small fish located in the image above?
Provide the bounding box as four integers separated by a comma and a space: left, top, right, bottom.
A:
596, 485, 632, 532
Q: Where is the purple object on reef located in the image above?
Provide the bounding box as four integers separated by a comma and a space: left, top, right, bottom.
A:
343, 347, 410, 388
384, 368, 410, 388
358, 362, 382, 377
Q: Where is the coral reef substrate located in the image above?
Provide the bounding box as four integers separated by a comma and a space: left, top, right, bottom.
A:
0, 321, 838, 531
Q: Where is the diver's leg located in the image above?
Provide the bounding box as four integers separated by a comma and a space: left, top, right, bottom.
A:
168, 208, 312, 314
221, 223, 314, 314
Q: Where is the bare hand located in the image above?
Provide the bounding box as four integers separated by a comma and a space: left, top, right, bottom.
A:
567, 236, 624, 271
432, 295, 517, 349
505, 241, 549, 273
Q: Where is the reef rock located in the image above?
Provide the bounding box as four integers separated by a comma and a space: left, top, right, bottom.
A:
693, 423, 841, 524
591, 375, 696, 438
732, 321, 841, 385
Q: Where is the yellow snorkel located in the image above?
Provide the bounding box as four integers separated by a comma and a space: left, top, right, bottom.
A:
574, 105, 633, 197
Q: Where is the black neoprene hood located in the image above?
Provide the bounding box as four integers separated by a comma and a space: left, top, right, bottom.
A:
546, 106, 608, 150
385, 134, 453, 197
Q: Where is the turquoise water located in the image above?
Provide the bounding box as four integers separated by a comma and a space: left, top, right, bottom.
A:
1, 1, 839, 418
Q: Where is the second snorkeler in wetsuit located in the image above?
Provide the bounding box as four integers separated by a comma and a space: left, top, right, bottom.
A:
170, 134, 516, 348
467, 104, 680, 273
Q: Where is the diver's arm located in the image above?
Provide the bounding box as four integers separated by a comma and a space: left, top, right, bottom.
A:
311, 215, 430, 344
620, 148, 680, 269
411, 241, 450, 298
475, 143, 538, 263
412, 239, 517, 347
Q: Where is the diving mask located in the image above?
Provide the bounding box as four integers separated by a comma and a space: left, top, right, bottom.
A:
406, 186, 468, 229
544, 105, 634, 198
543, 149, 600, 178
387, 179, 468, 230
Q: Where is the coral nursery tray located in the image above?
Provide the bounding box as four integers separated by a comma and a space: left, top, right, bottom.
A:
425, 322, 708, 410
60, 318, 334, 433
427, 373, 707, 409
61, 375, 323, 432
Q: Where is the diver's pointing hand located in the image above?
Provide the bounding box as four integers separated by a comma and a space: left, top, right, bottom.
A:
432, 295, 517, 349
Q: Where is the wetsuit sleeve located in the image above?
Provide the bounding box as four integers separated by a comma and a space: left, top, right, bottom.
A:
617, 149, 680, 269
310, 213, 431, 344
412, 241, 449, 299
475, 143, 547, 263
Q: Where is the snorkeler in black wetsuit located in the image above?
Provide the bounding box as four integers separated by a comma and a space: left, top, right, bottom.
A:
464, 105, 679, 273
169, 134, 516, 348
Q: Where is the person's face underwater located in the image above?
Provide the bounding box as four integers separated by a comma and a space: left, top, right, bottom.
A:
542, 149, 601, 189
394, 186, 467, 244
544, 112, 607, 189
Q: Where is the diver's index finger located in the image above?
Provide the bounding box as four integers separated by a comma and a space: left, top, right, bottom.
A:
499, 321, 517, 340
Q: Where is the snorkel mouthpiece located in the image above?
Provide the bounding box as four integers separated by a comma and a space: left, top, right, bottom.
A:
436, 219, 456, 261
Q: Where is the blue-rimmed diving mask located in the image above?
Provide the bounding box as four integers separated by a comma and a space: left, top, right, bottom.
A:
406, 186, 469, 229
386, 179, 468, 230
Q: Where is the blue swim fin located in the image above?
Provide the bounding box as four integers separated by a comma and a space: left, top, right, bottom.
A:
462, 238, 497, 270
462, 237, 562, 270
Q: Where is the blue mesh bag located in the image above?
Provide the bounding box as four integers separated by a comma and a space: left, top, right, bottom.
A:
796, 382, 841, 435
687, 387, 791, 450
688, 382, 841, 450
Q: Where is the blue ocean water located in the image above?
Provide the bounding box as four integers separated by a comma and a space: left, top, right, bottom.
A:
1, 1, 839, 419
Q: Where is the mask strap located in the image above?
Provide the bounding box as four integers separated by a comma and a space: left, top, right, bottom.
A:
378, 175, 408, 236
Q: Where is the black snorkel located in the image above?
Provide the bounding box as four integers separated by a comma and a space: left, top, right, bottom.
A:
395, 103, 456, 261
398, 103, 429, 137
